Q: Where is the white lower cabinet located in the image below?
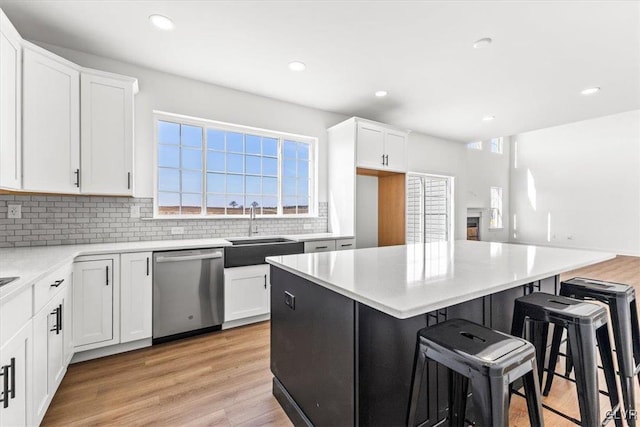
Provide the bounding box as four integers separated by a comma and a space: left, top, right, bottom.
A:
0, 321, 32, 427
32, 282, 70, 425
336, 238, 356, 250
120, 252, 152, 343
304, 239, 337, 253
73, 256, 119, 350
224, 265, 270, 322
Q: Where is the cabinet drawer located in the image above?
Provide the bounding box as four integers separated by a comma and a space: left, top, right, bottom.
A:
34, 263, 72, 314
0, 286, 32, 348
304, 240, 337, 253
336, 238, 356, 250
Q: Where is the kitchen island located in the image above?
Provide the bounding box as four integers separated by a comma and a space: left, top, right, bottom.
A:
266, 241, 614, 426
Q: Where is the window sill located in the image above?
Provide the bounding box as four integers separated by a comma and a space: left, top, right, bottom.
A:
142, 214, 320, 221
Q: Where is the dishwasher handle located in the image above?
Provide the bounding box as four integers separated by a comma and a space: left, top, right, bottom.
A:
155, 252, 223, 263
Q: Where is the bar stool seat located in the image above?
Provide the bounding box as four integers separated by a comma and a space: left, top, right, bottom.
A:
511, 292, 622, 427
544, 277, 639, 426
407, 318, 544, 427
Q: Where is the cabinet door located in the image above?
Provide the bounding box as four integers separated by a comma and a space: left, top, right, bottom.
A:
73, 259, 114, 346
335, 238, 356, 250
0, 321, 31, 427
120, 252, 152, 343
0, 10, 21, 190
80, 72, 134, 195
384, 130, 407, 172
32, 305, 49, 424
304, 240, 337, 253
22, 47, 80, 193
356, 122, 385, 169
224, 265, 270, 322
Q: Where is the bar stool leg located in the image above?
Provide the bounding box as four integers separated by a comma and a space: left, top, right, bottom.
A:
511, 306, 526, 339
522, 362, 545, 427
608, 298, 636, 427
470, 373, 508, 427
407, 342, 427, 427
543, 325, 564, 396
567, 323, 600, 427
630, 300, 640, 386
448, 370, 469, 427
531, 321, 549, 385
595, 324, 623, 427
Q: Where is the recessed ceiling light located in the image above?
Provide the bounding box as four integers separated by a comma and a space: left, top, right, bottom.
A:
482, 115, 495, 122
375, 90, 388, 97
288, 61, 306, 72
149, 14, 174, 30
581, 87, 600, 95
473, 37, 493, 49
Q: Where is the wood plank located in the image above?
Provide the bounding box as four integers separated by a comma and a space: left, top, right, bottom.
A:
378, 173, 405, 246
43, 256, 639, 426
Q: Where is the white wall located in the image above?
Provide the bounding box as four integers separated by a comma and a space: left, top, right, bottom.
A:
38, 42, 346, 201
408, 133, 511, 242
509, 109, 640, 255
355, 175, 378, 248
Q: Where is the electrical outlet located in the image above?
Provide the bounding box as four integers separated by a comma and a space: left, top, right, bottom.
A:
303, 223, 312, 230
130, 206, 141, 218
171, 227, 184, 235
7, 204, 21, 219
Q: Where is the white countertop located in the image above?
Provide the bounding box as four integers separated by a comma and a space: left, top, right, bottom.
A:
0, 233, 352, 302
266, 240, 615, 319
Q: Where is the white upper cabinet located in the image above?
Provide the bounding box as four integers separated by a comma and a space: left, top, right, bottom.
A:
22, 45, 80, 193
0, 9, 22, 190
354, 118, 409, 172
80, 70, 136, 195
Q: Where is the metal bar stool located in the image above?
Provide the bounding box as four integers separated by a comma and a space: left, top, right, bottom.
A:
544, 277, 639, 426
407, 318, 544, 427
511, 292, 622, 427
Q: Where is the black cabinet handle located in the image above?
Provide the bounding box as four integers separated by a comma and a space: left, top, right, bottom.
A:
50, 279, 64, 288
106, 265, 109, 286
381, 154, 385, 165
264, 274, 267, 289
0, 362, 9, 408
58, 304, 63, 334
146, 257, 150, 276
8, 358, 14, 400
384, 154, 389, 166
315, 246, 328, 250
74, 169, 80, 188
127, 172, 131, 190
340, 244, 353, 247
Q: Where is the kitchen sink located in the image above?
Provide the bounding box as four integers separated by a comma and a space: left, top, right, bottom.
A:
225, 238, 304, 268
0, 276, 19, 288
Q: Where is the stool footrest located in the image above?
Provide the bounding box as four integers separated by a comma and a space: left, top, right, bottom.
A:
543, 367, 611, 397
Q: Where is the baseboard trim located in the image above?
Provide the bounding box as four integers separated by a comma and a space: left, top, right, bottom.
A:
272, 377, 313, 427
71, 338, 152, 363
222, 313, 270, 330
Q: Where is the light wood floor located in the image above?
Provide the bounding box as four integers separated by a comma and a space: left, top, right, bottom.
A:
43, 255, 640, 426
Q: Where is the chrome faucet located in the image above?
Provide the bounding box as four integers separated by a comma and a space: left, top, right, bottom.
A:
248, 205, 257, 236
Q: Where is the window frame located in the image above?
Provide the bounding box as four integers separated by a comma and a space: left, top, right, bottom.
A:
152, 111, 318, 219
405, 172, 455, 243
490, 137, 504, 154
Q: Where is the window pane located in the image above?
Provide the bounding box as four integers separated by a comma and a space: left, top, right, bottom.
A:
227, 132, 243, 152
181, 125, 202, 148
283, 196, 296, 214
263, 157, 277, 176
246, 176, 261, 194
298, 143, 309, 160
181, 149, 202, 170
263, 137, 277, 156
245, 197, 261, 214
283, 159, 296, 177
283, 140, 296, 158
207, 173, 225, 192
181, 193, 202, 214
208, 129, 225, 151
158, 145, 179, 168
226, 195, 244, 214
206, 194, 225, 215
207, 151, 225, 172
158, 121, 180, 145
158, 168, 180, 192
263, 177, 277, 195
246, 155, 261, 174
297, 197, 310, 214
227, 153, 244, 173
246, 135, 261, 154
297, 179, 309, 196
297, 160, 309, 179
227, 174, 243, 193
158, 192, 180, 214
283, 178, 296, 196
182, 170, 202, 193
263, 196, 277, 214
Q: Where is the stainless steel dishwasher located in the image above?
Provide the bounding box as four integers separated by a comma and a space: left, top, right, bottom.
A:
152, 248, 224, 344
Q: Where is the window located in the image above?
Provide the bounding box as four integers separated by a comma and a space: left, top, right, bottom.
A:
490, 137, 503, 154
467, 141, 482, 150
155, 113, 316, 217
490, 187, 503, 229
406, 174, 453, 243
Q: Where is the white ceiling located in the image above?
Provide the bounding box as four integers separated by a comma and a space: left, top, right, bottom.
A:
1, 0, 639, 142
